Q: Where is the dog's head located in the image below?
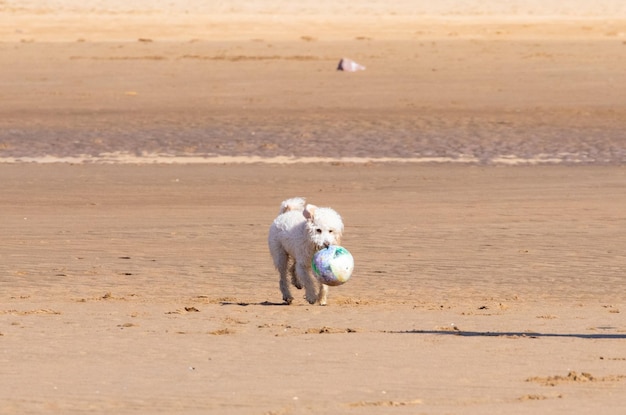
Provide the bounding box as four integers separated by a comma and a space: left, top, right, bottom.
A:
303, 204, 343, 249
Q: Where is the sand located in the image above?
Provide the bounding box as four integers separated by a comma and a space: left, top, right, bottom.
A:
2, 1, 626, 163
1, 1, 626, 414
2, 164, 626, 414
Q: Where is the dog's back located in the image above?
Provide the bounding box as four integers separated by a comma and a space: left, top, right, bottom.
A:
278, 197, 306, 214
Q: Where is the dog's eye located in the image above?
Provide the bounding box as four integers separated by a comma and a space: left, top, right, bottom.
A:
316, 229, 322, 233
329, 230, 333, 233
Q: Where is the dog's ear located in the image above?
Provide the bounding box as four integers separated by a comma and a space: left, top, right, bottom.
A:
303, 204, 317, 221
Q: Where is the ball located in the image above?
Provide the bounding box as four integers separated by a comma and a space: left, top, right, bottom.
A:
312, 245, 354, 286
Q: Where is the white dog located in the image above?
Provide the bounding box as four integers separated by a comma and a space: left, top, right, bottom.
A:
268, 197, 344, 305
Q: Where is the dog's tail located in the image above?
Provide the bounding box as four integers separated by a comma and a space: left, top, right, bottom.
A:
279, 197, 306, 214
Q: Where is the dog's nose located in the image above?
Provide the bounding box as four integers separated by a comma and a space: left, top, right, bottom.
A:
323, 242, 330, 248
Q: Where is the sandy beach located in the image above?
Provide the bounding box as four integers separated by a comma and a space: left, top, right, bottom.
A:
2, 163, 626, 414
2, 1, 626, 164
1, 1, 626, 414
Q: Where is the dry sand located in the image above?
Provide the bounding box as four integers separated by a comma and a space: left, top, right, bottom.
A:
2, 164, 626, 414
1, 1, 626, 414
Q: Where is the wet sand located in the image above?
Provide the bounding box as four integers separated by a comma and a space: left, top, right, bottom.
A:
1, 3, 626, 163
2, 1, 626, 414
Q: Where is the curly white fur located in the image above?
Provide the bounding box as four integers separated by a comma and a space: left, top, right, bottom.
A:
268, 197, 344, 305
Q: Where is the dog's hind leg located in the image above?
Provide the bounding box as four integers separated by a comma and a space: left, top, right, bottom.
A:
289, 260, 302, 289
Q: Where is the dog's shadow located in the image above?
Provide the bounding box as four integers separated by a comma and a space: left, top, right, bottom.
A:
389, 329, 626, 340
220, 301, 288, 307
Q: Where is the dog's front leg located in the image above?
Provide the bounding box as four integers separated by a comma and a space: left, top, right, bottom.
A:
273, 250, 293, 304
318, 284, 329, 306
296, 262, 319, 304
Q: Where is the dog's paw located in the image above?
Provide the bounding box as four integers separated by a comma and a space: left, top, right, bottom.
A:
291, 275, 303, 289
305, 293, 318, 305
283, 296, 294, 305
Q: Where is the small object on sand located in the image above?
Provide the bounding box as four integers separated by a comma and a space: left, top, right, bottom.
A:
337, 58, 366, 72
